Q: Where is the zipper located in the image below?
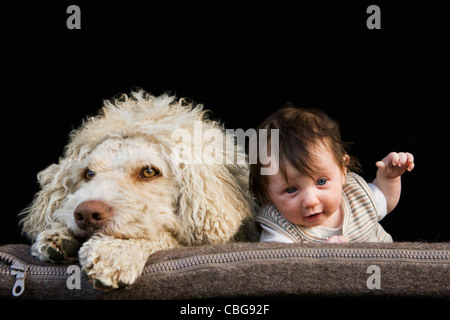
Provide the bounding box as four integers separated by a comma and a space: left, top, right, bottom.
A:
0, 252, 29, 297
143, 247, 450, 274
0, 252, 69, 297
10, 260, 28, 297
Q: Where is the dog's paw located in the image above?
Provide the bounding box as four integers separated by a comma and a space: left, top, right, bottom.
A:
32, 229, 80, 263
78, 237, 145, 290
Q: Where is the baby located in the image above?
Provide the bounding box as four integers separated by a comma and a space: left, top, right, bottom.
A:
250, 107, 414, 243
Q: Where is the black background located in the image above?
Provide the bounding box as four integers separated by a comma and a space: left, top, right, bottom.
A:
1, 1, 448, 245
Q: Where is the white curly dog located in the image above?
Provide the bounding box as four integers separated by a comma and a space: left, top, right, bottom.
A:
20, 90, 257, 290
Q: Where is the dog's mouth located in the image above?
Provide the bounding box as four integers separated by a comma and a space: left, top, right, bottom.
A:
71, 226, 107, 242
72, 229, 94, 243
71, 222, 126, 243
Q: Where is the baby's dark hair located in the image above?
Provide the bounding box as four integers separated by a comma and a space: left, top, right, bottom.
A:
249, 105, 360, 205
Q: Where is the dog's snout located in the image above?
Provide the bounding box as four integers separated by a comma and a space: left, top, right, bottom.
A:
74, 200, 112, 232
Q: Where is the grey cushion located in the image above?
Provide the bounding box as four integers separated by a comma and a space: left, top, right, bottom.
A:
1, 242, 449, 299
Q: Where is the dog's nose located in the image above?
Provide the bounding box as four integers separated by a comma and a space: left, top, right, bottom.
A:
74, 200, 112, 232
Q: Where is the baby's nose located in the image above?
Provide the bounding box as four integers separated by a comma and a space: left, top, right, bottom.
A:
302, 191, 320, 208
74, 200, 113, 232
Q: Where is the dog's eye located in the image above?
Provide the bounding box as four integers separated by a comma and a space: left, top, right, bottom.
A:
84, 169, 96, 181
139, 166, 159, 179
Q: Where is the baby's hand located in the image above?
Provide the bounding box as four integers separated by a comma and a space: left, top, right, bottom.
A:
376, 152, 415, 179
325, 235, 349, 244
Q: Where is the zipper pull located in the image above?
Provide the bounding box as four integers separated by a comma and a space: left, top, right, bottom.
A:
10, 260, 28, 297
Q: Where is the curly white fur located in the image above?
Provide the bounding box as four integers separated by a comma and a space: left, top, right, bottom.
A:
20, 90, 257, 289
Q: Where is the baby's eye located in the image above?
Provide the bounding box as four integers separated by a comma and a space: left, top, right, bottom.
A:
286, 187, 297, 194
317, 178, 328, 186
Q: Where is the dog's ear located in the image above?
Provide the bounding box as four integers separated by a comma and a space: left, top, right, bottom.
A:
175, 162, 254, 245
170, 118, 256, 245
19, 163, 67, 241
19, 145, 83, 242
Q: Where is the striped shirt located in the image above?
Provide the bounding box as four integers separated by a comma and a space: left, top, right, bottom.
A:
256, 172, 393, 243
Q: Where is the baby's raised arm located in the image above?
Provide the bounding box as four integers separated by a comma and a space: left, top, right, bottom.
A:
372, 152, 415, 213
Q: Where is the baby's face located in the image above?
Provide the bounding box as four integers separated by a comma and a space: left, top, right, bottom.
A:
267, 145, 346, 228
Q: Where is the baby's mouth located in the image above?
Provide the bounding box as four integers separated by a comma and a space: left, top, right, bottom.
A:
304, 212, 323, 220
